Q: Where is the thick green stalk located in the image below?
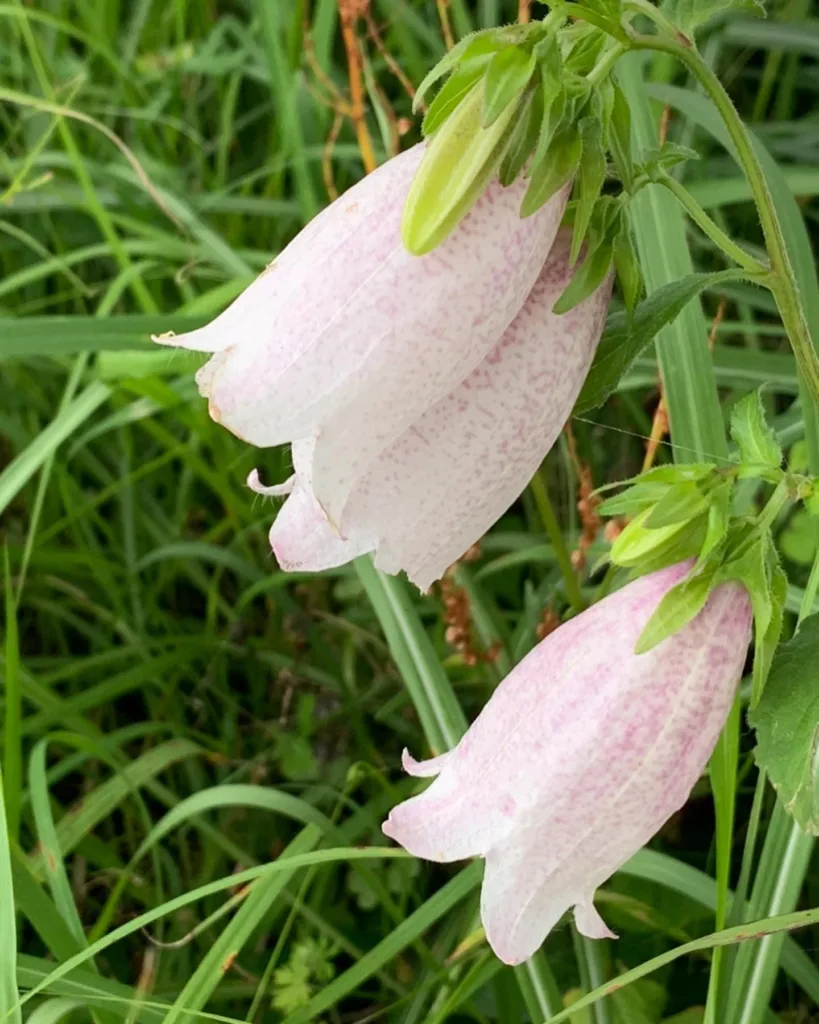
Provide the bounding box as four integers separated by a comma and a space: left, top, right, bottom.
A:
629, 30, 819, 407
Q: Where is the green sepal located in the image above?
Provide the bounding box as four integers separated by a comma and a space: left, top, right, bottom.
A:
730, 389, 783, 473
644, 479, 711, 529
520, 124, 581, 219
613, 220, 643, 316
597, 463, 717, 517
610, 506, 707, 570
422, 66, 484, 138
635, 567, 717, 654
498, 85, 543, 186
570, 117, 607, 265
413, 30, 503, 113
694, 478, 733, 571
482, 45, 537, 128
402, 81, 519, 256
607, 78, 634, 192
552, 234, 614, 313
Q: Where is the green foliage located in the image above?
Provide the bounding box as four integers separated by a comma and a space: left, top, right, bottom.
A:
575, 269, 750, 413
1, 4, 819, 1024
664, 0, 766, 37
750, 614, 819, 834
730, 389, 783, 472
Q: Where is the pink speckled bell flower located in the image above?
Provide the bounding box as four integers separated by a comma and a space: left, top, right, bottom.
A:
383, 562, 752, 965
156, 144, 609, 588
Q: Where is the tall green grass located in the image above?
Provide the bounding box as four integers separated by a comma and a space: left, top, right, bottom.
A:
2, 1, 819, 1022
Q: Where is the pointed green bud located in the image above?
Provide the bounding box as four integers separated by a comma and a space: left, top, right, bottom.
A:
402, 80, 519, 257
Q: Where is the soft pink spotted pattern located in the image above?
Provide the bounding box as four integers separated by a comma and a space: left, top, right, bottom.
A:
382, 562, 752, 965
158, 143, 566, 457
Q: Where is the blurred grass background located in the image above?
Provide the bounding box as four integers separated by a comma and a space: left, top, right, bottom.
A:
2, 0, 819, 1021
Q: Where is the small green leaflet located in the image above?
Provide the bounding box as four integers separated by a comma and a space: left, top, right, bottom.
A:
521, 125, 581, 219
613, 222, 642, 315
644, 480, 710, 529
607, 79, 633, 192
635, 568, 716, 654
750, 612, 819, 835
482, 46, 536, 128
571, 118, 607, 264
499, 87, 543, 186
574, 268, 750, 414
663, 0, 765, 38
730, 389, 783, 473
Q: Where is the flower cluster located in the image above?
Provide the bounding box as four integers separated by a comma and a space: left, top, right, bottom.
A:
158, 105, 762, 965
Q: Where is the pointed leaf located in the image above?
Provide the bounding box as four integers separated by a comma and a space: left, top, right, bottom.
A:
730, 389, 783, 472
635, 569, 715, 654
694, 479, 733, 570
608, 78, 634, 191
482, 46, 536, 128
521, 125, 581, 218
571, 118, 608, 264
574, 268, 750, 413
750, 611, 819, 834
498, 85, 543, 186
613, 221, 643, 315
610, 507, 706, 569
553, 234, 614, 314
644, 480, 710, 529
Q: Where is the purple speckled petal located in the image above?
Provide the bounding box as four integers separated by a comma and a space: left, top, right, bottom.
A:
383, 561, 752, 964
307, 184, 570, 524
163, 143, 567, 454
267, 440, 374, 572
337, 229, 612, 589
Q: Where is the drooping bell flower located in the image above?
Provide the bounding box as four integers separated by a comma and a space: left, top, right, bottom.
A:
155, 144, 609, 588
383, 561, 752, 964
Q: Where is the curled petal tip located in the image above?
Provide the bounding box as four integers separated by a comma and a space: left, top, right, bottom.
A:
247, 468, 295, 497
574, 899, 617, 941
401, 748, 452, 778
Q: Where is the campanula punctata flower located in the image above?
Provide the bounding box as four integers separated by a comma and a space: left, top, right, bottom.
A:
383, 561, 752, 964
156, 144, 609, 588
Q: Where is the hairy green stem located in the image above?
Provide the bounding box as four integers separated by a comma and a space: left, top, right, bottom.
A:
627, 26, 819, 407
530, 470, 586, 613
657, 175, 769, 276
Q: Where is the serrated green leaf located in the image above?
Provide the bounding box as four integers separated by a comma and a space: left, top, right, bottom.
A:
498, 85, 543, 186
422, 67, 484, 138
663, 0, 765, 38
570, 118, 608, 264
730, 389, 783, 471
644, 480, 711, 529
521, 125, 581, 218
608, 78, 634, 191
635, 568, 716, 654
749, 611, 819, 834
752, 560, 787, 703
574, 268, 750, 414
402, 82, 518, 256
482, 46, 536, 128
